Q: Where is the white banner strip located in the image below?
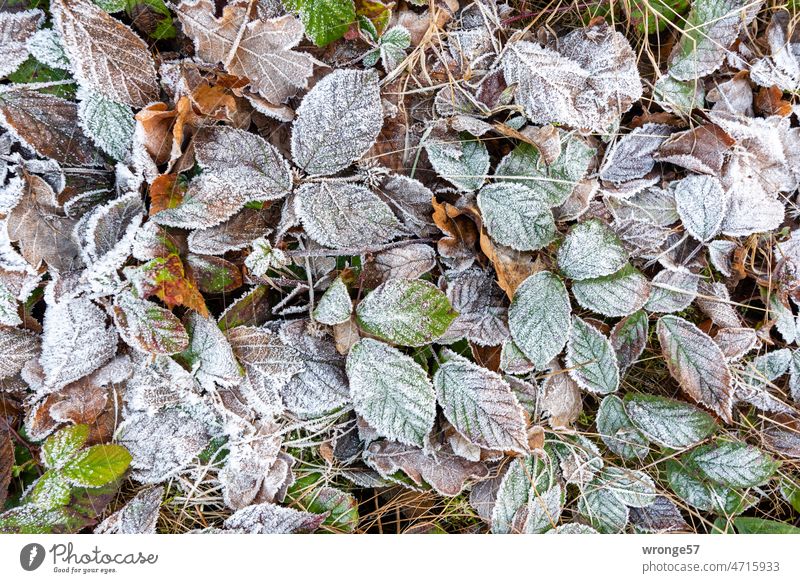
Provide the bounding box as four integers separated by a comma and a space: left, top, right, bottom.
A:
2, 533, 799, 583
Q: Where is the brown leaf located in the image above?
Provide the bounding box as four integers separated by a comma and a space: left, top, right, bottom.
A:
755, 86, 793, 118
479, 231, 541, 300
187, 206, 276, 255
0, 89, 101, 166
7, 173, 83, 272
655, 124, 735, 176
0, 9, 44, 78
184, 253, 243, 294
175, 0, 314, 105
218, 285, 271, 331
431, 197, 479, 262
135, 254, 209, 316
51, 0, 159, 107
0, 430, 13, 508
134, 99, 195, 167
148, 173, 186, 216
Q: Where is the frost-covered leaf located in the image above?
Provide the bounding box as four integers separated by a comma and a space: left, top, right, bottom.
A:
644, 269, 700, 313
313, 277, 352, 325
375, 175, 436, 238
0, 89, 100, 166
666, 459, 753, 515
695, 281, 740, 328
624, 393, 718, 449
491, 454, 554, 533
499, 339, 535, 375
441, 268, 508, 347
610, 310, 649, 371
566, 317, 619, 395
113, 290, 189, 355
291, 69, 382, 176
26, 27, 71, 70
61, 444, 131, 487
668, 0, 758, 81
182, 312, 243, 390
656, 124, 734, 176
175, 1, 314, 104
0, 9, 44, 78
295, 182, 401, 249
790, 350, 800, 404
477, 182, 555, 252
601, 467, 656, 508
685, 441, 778, 488
154, 126, 291, 229
224, 502, 325, 533
572, 264, 651, 318
597, 395, 650, 460
653, 75, 706, 114
557, 219, 628, 281
284, 0, 355, 47
364, 440, 488, 497
521, 483, 563, 534
503, 22, 642, 133
554, 435, 604, 487
77, 88, 134, 162
51, 0, 159, 107
494, 133, 594, 207
40, 298, 118, 393
187, 208, 274, 256
540, 370, 582, 429
367, 243, 436, 282
424, 132, 490, 192
673, 175, 728, 242
95, 486, 162, 534
657, 314, 734, 422
218, 422, 283, 510
714, 327, 760, 361
355, 278, 457, 347
708, 239, 738, 277
508, 271, 571, 369
0, 326, 39, 380
577, 481, 629, 533
118, 406, 214, 484
346, 339, 435, 447
433, 351, 529, 454
599, 124, 672, 184
629, 496, 688, 533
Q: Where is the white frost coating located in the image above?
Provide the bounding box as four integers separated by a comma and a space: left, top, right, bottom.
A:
124, 355, 202, 414
687, 441, 776, 488
218, 422, 283, 510
790, 350, 800, 404
491, 455, 552, 533
610, 310, 649, 371
713, 327, 760, 361
174, 1, 314, 104
95, 486, 163, 534
571, 264, 651, 318
26, 28, 71, 70
433, 350, 529, 454
596, 395, 649, 460
599, 124, 673, 185
39, 297, 118, 393
188, 209, 273, 257
0, 326, 39, 380
424, 133, 490, 192
291, 69, 383, 176
624, 394, 717, 449
76, 88, 134, 162
566, 316, 620, 395
223, 502, 325, 533
154, 126, 292, 230
695, 281, 741, 328
346, 338, 436, 447
601, 467, 656, 508
440, 268, 508, 347
369, 243, 436, 282
503, 22, 642, 133
577, 480, 629, 533
184, 312, 243, 390
508, 271, 571, 369
673, 174, 729, 242
313, 277, 352, 325
658, 314, 734, 422
294, 182, 401, 249
708, 239, 737, 276
477, 182, 555, 251
50, 0, 159, 108
113, 290, 189, 355
749, 11, 800, 92
557, 219, 628, 281
244, 237, 288, 277
644, 268, 700, 313
495, 134, 594, 207
523, 483, 563, 534
0, 9, 44, 78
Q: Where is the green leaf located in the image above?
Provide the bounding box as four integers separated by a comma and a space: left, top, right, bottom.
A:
286, 474, 359, 533
491, 454, 553, 533
685, 441, 778, 488
355, 279, 457, 347
346, 338, 436, 447
284, 0, 356, 47
572, 264, 651, 318
665, 459, 753, 515
28, 471, 72, 509
653, 75, 705, 114
61, 445, 132, 487
494, 133, 594, 207
313, 276, 352, 325
113, 290, 190, 355
577, 481, 629, 533
433, 350, 529, 455
610, 310, 649, 371
624, 393, 718, 449
477, 182, 556, 251
42, 425, 90, 469
566, 317, 619, 394
508, 271, 571, 369
733, 517, 800, 534
600, 467, 656, 508
557, 219, 628, 281
596, 395, 650, 460
424, 132, 490, 192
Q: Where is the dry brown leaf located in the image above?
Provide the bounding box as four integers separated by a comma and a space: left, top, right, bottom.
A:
148, 173, 186, 216
431, 197, 479, 262
0, 9, 44, 78
0, 430, 12, 508
175, 0, 315, 105
655, 124, 735, 176
755, 85, 793, 118
0, 89, 101, 166
51, 0, 159, 108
